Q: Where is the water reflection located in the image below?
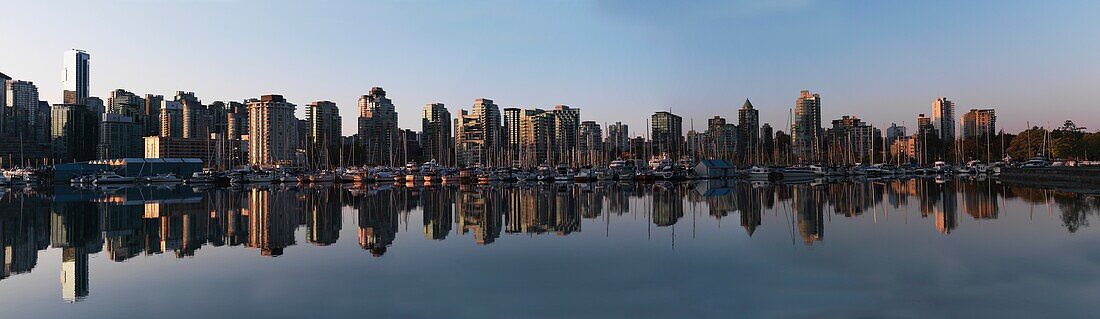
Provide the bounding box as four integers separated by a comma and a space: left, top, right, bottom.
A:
0, 178, 1098, 304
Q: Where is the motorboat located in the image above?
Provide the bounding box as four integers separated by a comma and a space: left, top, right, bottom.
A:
144, 173, 182, 183
1021, 155, 1052, 168
746, 166, 778, 180
93, 171, 135, 184
246, 171, 276, 183
188, 171, 217, 184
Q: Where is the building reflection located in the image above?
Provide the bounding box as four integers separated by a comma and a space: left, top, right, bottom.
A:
0, 178, 1097, 301
792, 186, 825, 246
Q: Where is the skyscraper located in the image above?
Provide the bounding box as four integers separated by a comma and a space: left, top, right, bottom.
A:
519, 108, 554, 166
247, 95, 298, 166
578, 121, 602, 165
606, 122, 629, 156
421, 103, 452, 165
176, 91, 208, 140
0, 72, 9, 134
455, 98, 501, 167
62, 49, 90, 105
502, 107, 522, 165
961, 108, 996, 140
305, 100, 342, 167
107, 89, 144, 121
738, 99, 760, 159
160, 100, 184, 138
5, 80, 40, 141
97, 113, 142, 159
357, 87, 398, 165
705, 116, 737, 160
651, 111, 683, 158
932, 97, 955, 142
51, 104, 99, 162
792, 90, 822, 162
552, 105, 580, 164
143, 94, 164, 137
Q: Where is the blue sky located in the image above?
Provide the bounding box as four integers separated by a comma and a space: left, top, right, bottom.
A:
1, 0, 1098, 135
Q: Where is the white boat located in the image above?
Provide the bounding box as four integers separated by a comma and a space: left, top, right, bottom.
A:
188, 171, 216, 184
246, 172, 275, 183
93, 172, 135, 184
310, 172, 335, 183
746, 166, 776, 180
1021, 155, 1051, 168
144, 173, 182, 183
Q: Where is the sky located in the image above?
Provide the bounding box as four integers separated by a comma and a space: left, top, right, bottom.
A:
1, 0, 1098, 136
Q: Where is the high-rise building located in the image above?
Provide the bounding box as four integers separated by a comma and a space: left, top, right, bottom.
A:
886, 123, 906, 150
932, 97, 955, 142
738, 99, 760, 158
706, 116, 736, 160
5, 80, 41, 141
552, 105, 580, 164
578, 121, 602, 165
143, 94, 164, 137
606, 122, 629, 156
0, 72, 9, 134
792, 90, 822, 162
160, 100, 184, 138
51, 104, 99, 162
98, 113, 142, 159
502, 108, 522, 165
62, 49, 90, 105
175, 91, 208, 140
519, 109, 554, 166
827, 115, 880, 164
760, 123, 774, 158
651, 111, 683, 158
84, 96, 104, 115
421, 103, 452, 165
247, 95, 298, 167
106, 89, 144, 123
305, 100, 342, 167
961, 109, 996, 140
357, 87, 399, 165
455, 98, 501, 167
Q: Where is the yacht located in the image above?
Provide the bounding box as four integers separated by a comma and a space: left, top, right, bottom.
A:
246, 171, 276, 183
1021, 155, 1052, 168
144, 173, 182, 183
574, 167, 596, 182
554, 164, 573, 182
188, 171, 216, 184
310, 171, 336, 183
746, 166, 777, 180
93, 172, 135, 184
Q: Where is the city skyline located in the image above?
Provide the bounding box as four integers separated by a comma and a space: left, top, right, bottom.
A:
1, 1, 1098, 135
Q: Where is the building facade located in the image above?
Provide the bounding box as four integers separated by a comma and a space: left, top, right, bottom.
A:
961, 109, 996, 140
455, 98, 501, 167
98, 113, 143, 159
357, 87, 399, 166
305, 100, 342, 167
247, 95, 298, 167
792, 90, 822, 162
421, 103, 452, 165
62, 49, 90, 105
651, 111, 683, 158
932, 97, 955, 142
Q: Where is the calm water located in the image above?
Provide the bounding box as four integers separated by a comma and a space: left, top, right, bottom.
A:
0, 179, 1098, 318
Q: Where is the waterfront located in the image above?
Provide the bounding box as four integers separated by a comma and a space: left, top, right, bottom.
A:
1, 178, 1099, 318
